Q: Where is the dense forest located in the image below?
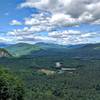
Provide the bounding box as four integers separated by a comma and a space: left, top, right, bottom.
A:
0, 56, 100, 100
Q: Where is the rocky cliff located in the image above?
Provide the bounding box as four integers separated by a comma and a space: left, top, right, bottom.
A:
0, 48, 12, 57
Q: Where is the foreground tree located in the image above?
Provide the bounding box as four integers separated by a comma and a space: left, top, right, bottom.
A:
0, 68, 25, 100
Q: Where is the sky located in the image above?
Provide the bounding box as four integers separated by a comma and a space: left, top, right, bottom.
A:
0, 0, 100, 45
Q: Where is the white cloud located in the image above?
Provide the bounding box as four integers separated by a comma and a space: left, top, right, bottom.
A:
0, 35, 15, 44
1, 27, 99, 45
10, 20, 22, 26
48, 30, 81, 38
6, 26, 57, 44
19, 0, 71, 13
4, 0, 99, 44
48, 30, 100, 44
19, 0, 100, 24
78, 12, 94, 23
50, 13, 79, 26
24, 12, 79, 34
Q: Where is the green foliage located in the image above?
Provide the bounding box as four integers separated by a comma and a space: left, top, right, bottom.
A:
0, 43, 100, 99
4, 42, 100, 59
6, 43, 41, 57
0, 67, 25, 100
0, 56, 100, 99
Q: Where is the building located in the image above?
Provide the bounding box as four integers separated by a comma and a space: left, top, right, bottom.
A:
55, 62, 62, 69
61, 68, 76, 71
55, 62, 76, 74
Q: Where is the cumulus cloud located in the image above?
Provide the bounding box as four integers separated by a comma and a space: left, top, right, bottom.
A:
6, 26, 100, 45
0, 35, 15, 44
6, 27, 56, 44
10, 20, 22, 26
48, 30, 100, 44
48, 30, 81, 38
6, 0, 99, 45
24, 12, 79, 34
19, 0, 100, 24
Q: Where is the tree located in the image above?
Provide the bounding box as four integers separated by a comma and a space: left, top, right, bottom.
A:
0, 68, 25, 100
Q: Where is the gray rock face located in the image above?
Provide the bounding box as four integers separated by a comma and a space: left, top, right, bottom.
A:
0, 51, 8, 57
0, 49, 11, 57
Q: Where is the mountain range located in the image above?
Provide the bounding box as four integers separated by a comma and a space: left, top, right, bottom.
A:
0, 42, 100, 58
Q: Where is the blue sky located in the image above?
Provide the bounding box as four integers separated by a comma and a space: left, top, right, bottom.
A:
0, 0, 100, 45
0, 0, 32, 31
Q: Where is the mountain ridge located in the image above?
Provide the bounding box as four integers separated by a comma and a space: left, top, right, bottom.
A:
0, 42, 99, 58
5, 43, 42, 57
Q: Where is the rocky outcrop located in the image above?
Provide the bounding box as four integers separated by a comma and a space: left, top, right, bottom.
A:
0, 49, 12, 57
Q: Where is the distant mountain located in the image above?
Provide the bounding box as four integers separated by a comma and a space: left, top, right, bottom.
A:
6, 43, 41, 57
24, 43, 85, 58
4, 42, 100, 58
35, 42, 86, 49
0, 43, 11, 48
69, 43, 100, 58
26, 43, 100, 59
35, 42, 67, 49
65, 44, 86, 49
0, 48, 12, 57
6, 42, 82, 57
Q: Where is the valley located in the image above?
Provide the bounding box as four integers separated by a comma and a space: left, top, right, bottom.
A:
0, 43, 100, 100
